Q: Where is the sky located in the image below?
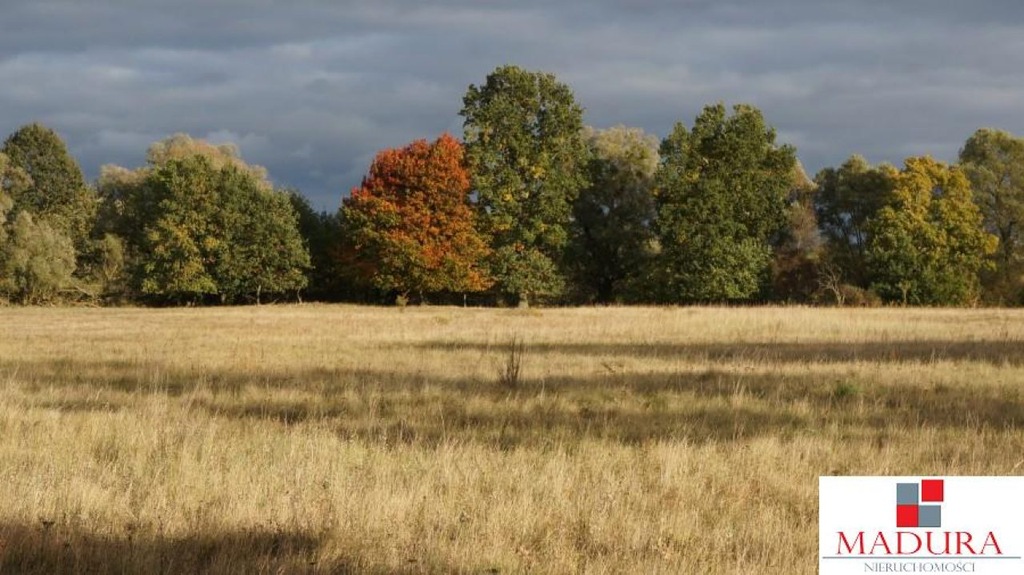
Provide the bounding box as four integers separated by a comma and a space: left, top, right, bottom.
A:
2, 1, 1022, 211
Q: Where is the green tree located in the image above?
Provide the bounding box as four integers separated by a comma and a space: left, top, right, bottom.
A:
1, 123, 97, 251
653, 103, 796, 303
137, 155, 221, 300
461, 65, 588, 306
867, 156, 997, 305
568, 125, 659, 303
98, 136, 309, 304
0, 211, 76, 304
343, 134, 491, 302
212, 168, 310, 303
96, 133, 274, 256
287, 191, 346, 301
813, 155, 896, 288
959, 128, 1024, 303
770, 162, 825, 302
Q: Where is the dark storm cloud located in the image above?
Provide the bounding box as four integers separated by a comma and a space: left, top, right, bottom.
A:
2, 1, 1022, 209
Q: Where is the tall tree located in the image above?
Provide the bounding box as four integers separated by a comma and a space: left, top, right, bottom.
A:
461, 65, 588, 306
813, 155, 895, 288
95, 164, 151, 267
343, 134, 490, 301
98, 135, 309, 304
653, 103, 796, 303
1, 123, 96, 251
568, 125, 659, 303
867, 157, 997, 305
770, 161, 825, 302
136, 155, 222, 300
959, 128, 1024, 303
209, 166, 310, 303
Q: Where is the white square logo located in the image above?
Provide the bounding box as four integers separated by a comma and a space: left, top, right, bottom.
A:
820, 477, 1024, 574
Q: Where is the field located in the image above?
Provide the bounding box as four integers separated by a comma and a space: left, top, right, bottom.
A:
1, 305, 1023, 574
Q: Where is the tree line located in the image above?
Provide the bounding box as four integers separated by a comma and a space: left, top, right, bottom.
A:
1, 65, 1021, 307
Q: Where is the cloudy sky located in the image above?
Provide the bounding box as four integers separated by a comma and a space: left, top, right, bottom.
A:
2, 1, 1022, 210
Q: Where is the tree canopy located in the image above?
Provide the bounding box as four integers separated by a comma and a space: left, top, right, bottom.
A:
0, 211, 76, 304
342, 133, 491, 300
287, 191, 346, 301
568, 125, 659, 303
653, 103, 796, 303
770, 161, 825, 302
3, 78, 1023, 309
97, 135, 309, 303
461, 65, 588, 305
867, 157, 997, 305
959, 128, 1024, 303
1, 123, 96, 251
813, 155, 895, 288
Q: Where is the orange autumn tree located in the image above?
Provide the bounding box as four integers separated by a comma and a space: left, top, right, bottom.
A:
342, 133, 491, 300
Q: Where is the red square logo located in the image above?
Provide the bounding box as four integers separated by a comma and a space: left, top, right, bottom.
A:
921, 479, 944, 502
897, 504, 919, 528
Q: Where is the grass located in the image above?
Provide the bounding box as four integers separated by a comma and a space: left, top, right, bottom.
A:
0, 305, 1022, 573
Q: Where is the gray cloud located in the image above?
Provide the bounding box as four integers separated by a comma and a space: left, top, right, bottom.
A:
2, 1, 1023, 210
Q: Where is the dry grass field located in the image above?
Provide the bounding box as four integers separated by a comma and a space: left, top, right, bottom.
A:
1, 305, 1023, 574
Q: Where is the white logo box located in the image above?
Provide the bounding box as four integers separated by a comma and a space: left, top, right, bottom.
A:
819, 477, 1024, 575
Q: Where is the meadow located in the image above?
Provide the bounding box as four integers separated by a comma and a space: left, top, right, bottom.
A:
1, 305, 1022, 574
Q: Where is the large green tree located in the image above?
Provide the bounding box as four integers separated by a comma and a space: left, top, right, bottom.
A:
1, 123, 96, 251
209, 164, 310, 303
867, 156, 997, 305
813, 155, 895, 288
342, 134, 491, 301
568, 125, 659, 303
460, 65, 588, 306
652, 103, 796, 303
959, 128, 1024, 303
136, 155, 222, 299
97, 135, 309, 304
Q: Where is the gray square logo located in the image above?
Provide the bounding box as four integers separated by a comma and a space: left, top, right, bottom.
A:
919, 505, 941, 528
897, 483, 919, 505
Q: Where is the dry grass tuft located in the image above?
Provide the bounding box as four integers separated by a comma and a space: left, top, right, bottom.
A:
497, 335, 526, 392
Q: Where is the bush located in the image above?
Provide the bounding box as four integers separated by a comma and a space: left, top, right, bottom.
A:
0, 212, 76, 304
839, 284, 882, 307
